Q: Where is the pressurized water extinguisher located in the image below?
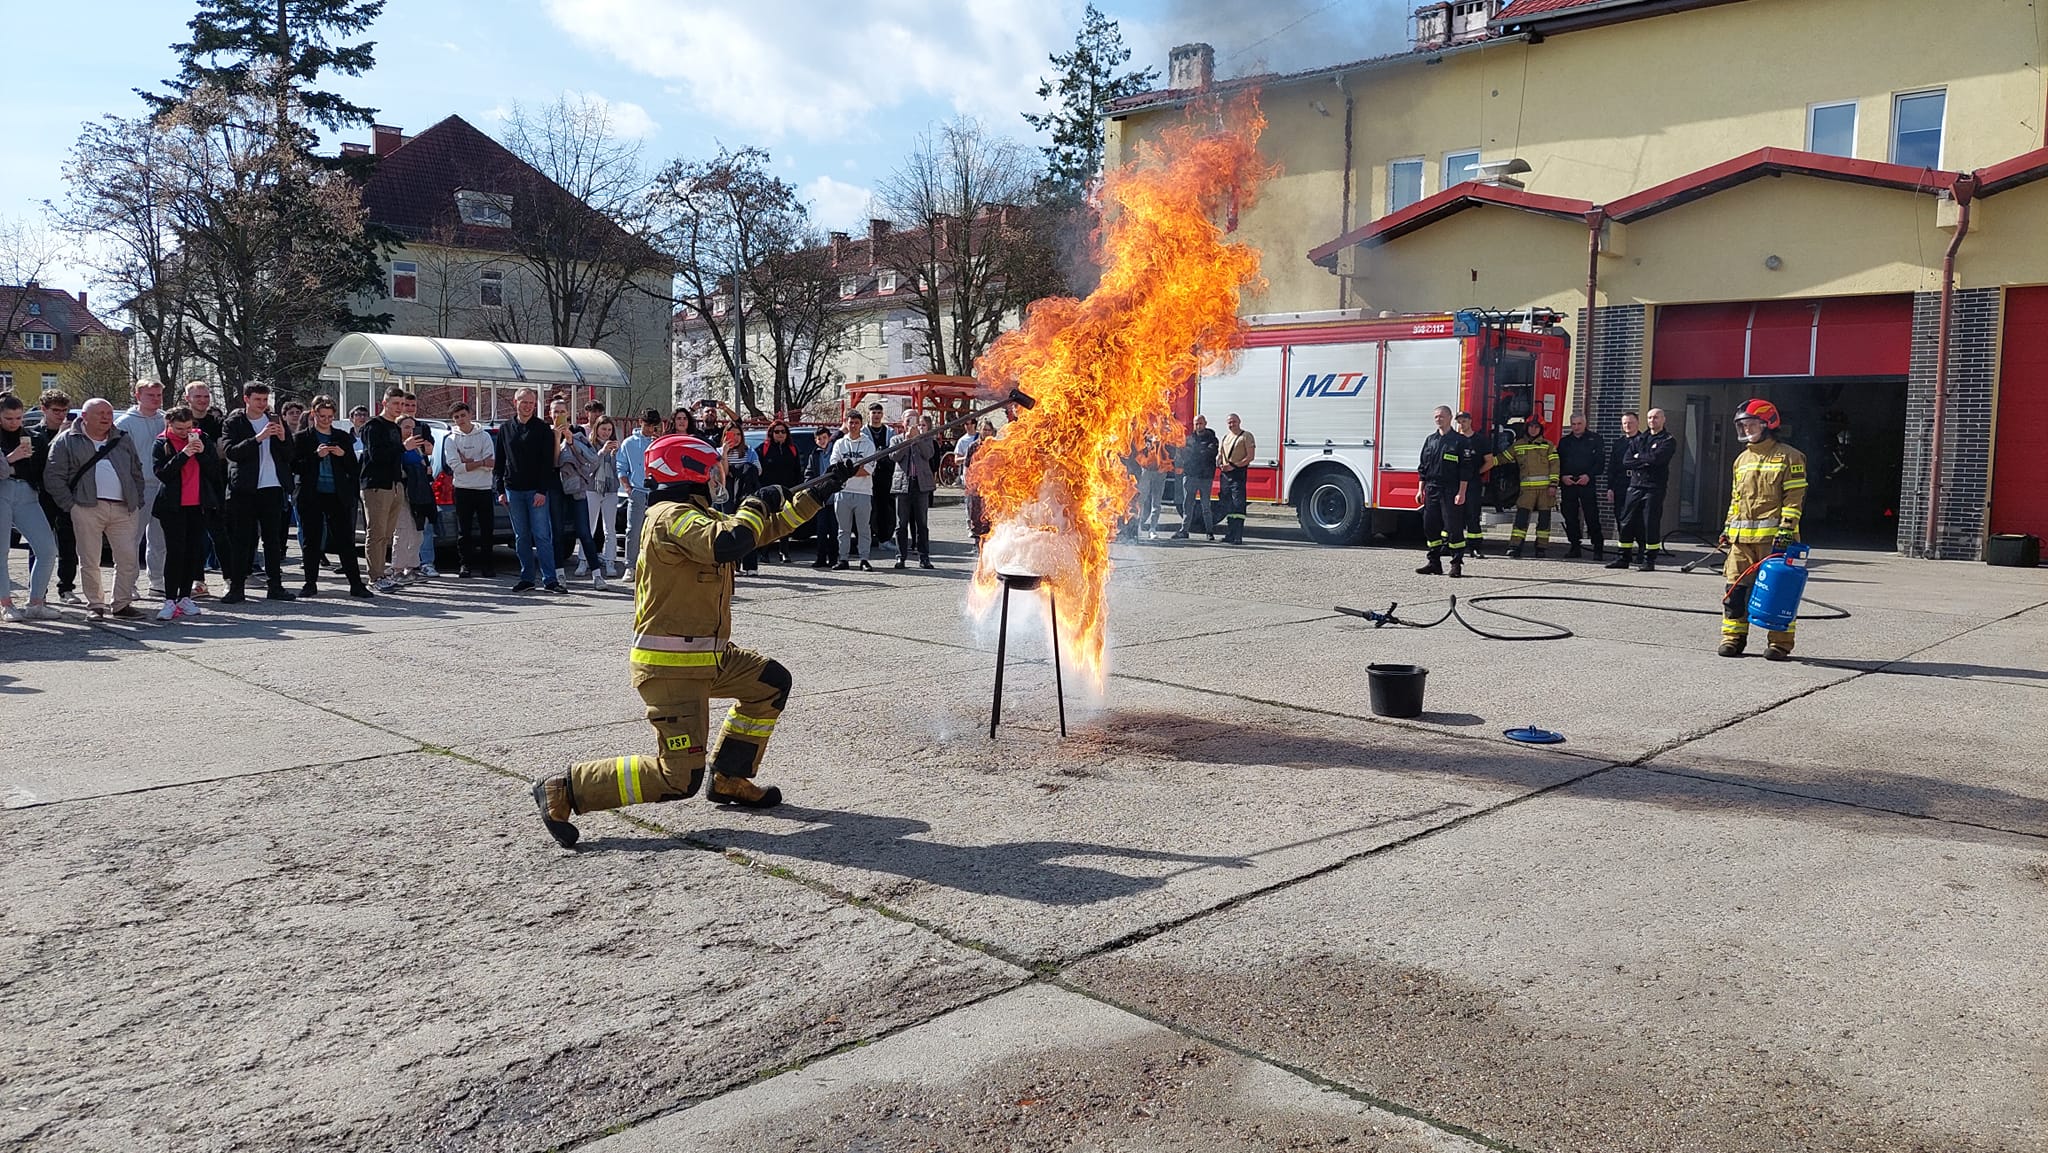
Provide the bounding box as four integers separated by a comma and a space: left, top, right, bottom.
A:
1747, 542, 1810, 633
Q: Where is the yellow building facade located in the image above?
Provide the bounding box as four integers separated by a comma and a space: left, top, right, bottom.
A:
1107, 0, 2048, 559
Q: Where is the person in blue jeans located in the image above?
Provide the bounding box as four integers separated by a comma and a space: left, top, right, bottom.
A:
497, 388, 563, 593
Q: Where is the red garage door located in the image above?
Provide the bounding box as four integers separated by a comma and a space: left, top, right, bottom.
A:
1992, 287, 2048, 542
1653, 295, 1914, 381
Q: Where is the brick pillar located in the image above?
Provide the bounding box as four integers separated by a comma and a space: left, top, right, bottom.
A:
1898, 288, 1998, 560
1576, 304, 1645, 539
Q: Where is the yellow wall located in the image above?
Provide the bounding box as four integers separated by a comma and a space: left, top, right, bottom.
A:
1107, 0, 2048, 316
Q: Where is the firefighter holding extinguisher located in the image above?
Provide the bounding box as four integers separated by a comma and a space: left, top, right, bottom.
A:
530, 434, 859, 848
1718, 399, 1807, 660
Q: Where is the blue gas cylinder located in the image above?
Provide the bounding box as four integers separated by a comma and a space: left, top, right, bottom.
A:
1747, 543, 1810, 632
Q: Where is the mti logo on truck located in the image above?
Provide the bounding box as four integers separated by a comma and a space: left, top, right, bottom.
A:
1293, 371, 1371, 398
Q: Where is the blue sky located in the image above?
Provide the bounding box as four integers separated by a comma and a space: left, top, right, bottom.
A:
8, 0, 1411, 298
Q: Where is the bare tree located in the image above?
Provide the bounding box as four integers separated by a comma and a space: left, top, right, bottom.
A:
751, 235, 856, 416
0, 215, 67, 358
50, 116, 196, 386
492, 96, 661, 351
649, 145, 808, 419
874, 117, 1064, 377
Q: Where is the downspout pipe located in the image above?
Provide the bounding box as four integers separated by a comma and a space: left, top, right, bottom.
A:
1582, 208, 1606, 424
1925, 174, 1976, 558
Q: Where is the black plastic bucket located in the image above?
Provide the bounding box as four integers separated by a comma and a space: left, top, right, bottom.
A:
1367, 663, 1428, 719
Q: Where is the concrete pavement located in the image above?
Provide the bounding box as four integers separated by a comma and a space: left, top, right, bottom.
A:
3, 510, 2044, 1151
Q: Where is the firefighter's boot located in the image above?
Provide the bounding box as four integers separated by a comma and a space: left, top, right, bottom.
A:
1605, 551, 1633, 569
531, 775, 580, 849
1505, 543, 1524, 560
1448, 557, 1464, 579
1718, 637, 1746, 658
1415, 557, 1444, 576
1766, 644, 1793, 662
707, 774, 783, 809
1566, 544, 1583, 558
1638, 554, 1657, 573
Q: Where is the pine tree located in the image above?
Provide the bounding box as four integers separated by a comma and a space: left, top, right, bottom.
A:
1022, 5, 1158, 203
139, 0, 390, 392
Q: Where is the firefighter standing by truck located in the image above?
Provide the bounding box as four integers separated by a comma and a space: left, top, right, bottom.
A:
1501, 420, 1559, 559
531, 434, 858, 848
1718, 399, 1807, 660
1415, 405, 1476, 577
1556, 413, 1605, 560
1453, 411, 1493, 557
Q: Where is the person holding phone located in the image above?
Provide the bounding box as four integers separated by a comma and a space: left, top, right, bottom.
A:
588, 416, 621, 578
498, 388, 563, 593
220, 381, 297, 603
720, 426, 760, 573
149, 405, 225, 620
292, 396, 370, 598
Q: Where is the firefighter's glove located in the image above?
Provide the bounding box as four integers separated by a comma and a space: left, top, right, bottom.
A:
1772, 532, 1796, 556
1717, 532, 1732, 551
753, 486, 786, 516
801, 460, 860, 501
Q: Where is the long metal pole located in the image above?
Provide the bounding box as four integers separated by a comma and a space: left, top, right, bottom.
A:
1048, 589, 1066, 737
989, 582, 1011, 739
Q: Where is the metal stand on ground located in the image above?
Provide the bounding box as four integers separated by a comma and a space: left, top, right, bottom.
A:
989, 571, 1067, 739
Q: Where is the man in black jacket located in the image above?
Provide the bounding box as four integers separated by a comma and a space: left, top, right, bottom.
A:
221, 382, 296, 603
1174, 414, 1219, 540
1608, 407, 1677, 572
357, 388, 409, 587
864, 403, 895, 550
293, 395, 371, 598
1416, 405, 1476, 577
497, 386, 564, 593
1556, 412, 1605, 560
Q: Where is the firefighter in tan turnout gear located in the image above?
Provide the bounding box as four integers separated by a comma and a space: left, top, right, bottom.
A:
532, 434, 858, 848
1718, 399, 1808, 661
1501, 420, 1560, 558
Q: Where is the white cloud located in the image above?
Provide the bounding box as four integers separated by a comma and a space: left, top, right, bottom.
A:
802, 176, 874, 231
563, 90, 661, 139
542, 0, 1076, 140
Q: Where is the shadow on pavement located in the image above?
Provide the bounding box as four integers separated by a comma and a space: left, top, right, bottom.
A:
1798, 657, 2048, 683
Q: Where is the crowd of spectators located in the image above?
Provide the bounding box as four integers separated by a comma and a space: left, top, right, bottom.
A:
2, 383, 976, 626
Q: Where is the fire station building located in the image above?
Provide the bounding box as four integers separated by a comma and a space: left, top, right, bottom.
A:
1105, 0, 2048, 560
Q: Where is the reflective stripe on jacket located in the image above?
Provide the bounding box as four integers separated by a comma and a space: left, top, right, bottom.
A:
1724, 440, 1808, 542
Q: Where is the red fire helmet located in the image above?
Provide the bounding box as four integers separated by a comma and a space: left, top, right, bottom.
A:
646, 434, 718, 485
1734, 398, 1782, 431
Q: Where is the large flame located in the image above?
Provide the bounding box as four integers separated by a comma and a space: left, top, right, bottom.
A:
968, 103, 1272, 692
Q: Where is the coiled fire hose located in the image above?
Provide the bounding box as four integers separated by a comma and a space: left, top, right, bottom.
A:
1335, 557, 1852, 642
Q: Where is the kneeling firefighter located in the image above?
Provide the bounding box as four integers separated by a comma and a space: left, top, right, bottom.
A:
1718, 399, 1807, 660
532, 434, 857, 847
1502, 420, 1559, 559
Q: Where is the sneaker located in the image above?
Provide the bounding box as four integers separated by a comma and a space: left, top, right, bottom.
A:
511, 580, 537, 592
112, 605, 147, 619
1, 605, 24, 623
830, 560, 849, 571
420, 565, 440, 578
62, 590, 87, 606
375, 577, 403, 594
592, 572, 607, 591
919, 559, 935, 570
156, 600, 179, 622
88, 604, 107, 620
299, 584, 319, 598
348, 585, 375, 599
858, 560, 874, 572
177, 598, 200, 617
543, 582, 568, 595
265, 586, 297, 602
27, 604, 62, 621
191, 582, 213, 599
572, 560, 589, 577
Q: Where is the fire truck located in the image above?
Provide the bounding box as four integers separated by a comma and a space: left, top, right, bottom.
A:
1179, 308, 1573, 545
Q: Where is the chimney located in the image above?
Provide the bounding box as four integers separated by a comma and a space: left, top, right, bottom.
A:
830, 231, 848, 264
372, 125, 405, 156
868, 218, 891, 244
1168, 43, 1214, 91
76, 291, 88, 310
341, 141, 370, 157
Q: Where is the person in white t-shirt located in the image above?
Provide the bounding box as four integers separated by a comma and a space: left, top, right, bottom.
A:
221, 382, 296, 603
827, 411, 875, 571
443, 401, 497, 578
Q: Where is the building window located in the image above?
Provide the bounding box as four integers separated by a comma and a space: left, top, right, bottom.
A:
1443, 149, 1481, 188
901, 342, 914, 361
0, 370, 11, 390
22, 332, 56, 352
1807, 101, 1857, 158
840, 277, 857, 299
390, 261, 417, 302
480, 269, 503, 308
565, 289, 585, 315
1892, 90, 1945, 168
455, 189, 513, 228
878, 269, 898, 293
711, 295, 727, 317
1388, 158, 1424, 214
41, 373, 59, 391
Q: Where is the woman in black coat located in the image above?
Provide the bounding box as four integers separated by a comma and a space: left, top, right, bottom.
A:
757, 420, 804, 562
151, 405, 226, 619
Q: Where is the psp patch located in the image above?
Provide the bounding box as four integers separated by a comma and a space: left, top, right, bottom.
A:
665, 734, 693, 751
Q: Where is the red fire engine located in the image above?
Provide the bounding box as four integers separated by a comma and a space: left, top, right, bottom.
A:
1178, 308, 1573, 545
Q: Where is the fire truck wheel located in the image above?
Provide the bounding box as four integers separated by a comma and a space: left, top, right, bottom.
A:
1295, 467, 1367, 546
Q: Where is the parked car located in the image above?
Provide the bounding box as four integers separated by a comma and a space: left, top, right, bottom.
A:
415, 418, 515, 557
